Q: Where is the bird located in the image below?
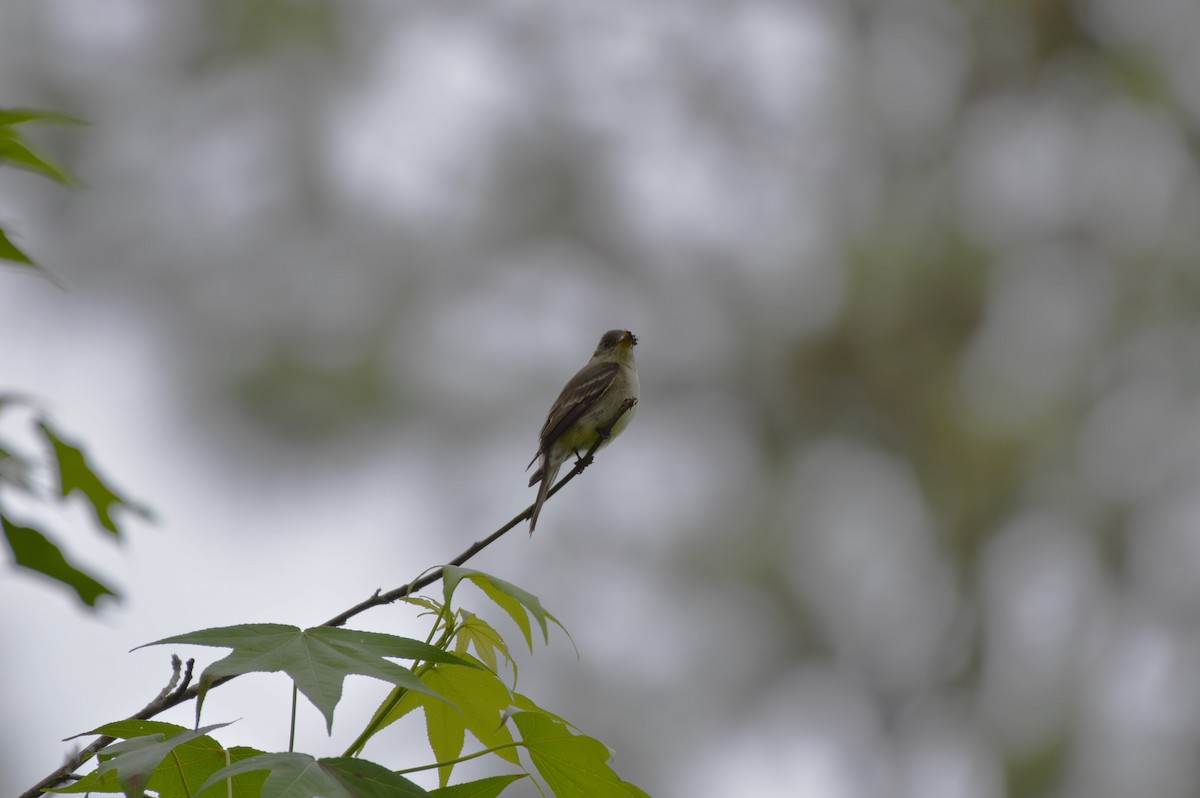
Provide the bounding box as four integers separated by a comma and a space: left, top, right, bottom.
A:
526, 329, 639, 532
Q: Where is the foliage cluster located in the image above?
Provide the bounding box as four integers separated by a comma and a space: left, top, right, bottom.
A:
48, 568, 649, 798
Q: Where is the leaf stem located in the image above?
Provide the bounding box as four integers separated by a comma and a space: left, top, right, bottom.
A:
288, 682, 298, 753
393, 741, 526, 776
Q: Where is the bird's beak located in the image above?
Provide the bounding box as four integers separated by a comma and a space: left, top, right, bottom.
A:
621, 331, 638, 348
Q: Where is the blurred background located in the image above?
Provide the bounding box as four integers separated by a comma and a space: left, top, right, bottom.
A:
2, 0, 1199, 795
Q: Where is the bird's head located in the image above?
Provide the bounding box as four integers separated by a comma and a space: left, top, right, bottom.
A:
596, 329, 637, 352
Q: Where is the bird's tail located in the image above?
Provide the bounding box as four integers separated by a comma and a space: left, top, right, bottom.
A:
528, 454, 558, 534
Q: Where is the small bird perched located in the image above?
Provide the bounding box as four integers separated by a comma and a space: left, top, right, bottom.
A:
527, 329, 639, 532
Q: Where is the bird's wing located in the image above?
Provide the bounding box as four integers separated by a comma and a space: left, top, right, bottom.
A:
538, 360, 621, 449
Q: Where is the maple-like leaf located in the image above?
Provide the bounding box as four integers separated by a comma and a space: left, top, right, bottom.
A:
54, 720, 265, 798
442, 567, 569, 653
142, 624, 480, 731
49, 722, 235, 798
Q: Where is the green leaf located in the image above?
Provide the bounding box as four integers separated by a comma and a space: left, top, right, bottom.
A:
400, 665, 520, 787
0, 226, 35, 265
56, 721, 266, 798
142, 624, 477, 732
428, 774, 526, 798
39, 421, 145, 534
2, 514, 118, 607
79, 719, 190, 741
421, 671, 465, 789
401, 595, 447, 616
50, 722, 235, 798
512, 712, 650, 798
0, 131, 77, 185
0, 107, 86, 126
196, 753, 430, 798
453, 611, 512, 676
55, 721, 189, 794
443, 568, 566, 653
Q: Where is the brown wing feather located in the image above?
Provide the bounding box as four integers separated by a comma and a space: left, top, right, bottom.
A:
538, 360, 620, 451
